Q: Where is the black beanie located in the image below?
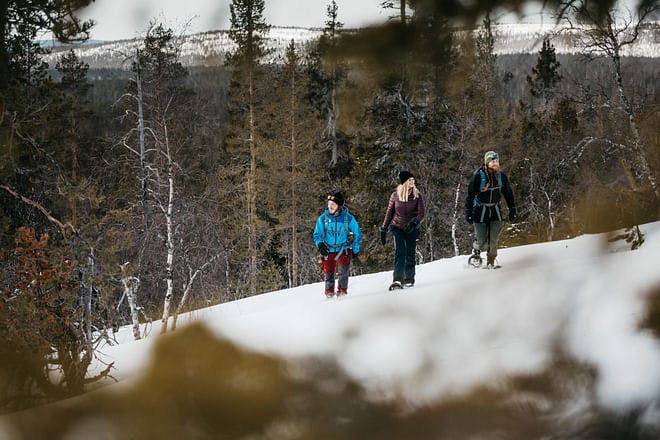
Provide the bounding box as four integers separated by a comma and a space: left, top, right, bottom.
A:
327, 191, 345, 206
399, 170, 414, 184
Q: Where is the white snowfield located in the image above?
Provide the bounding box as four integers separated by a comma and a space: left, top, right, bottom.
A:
93, 221, 660, 418
43, 21, 660, 70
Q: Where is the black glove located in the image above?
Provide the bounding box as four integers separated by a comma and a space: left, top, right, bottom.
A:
509, 208, 517, 223
379, 228, 387, 245
466, 214, 473, 225
404, 217, 420, 234
351, 250, 360, 264
318, 242, 329, 256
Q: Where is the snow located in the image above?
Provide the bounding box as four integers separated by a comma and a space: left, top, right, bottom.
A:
43, 22, 660, 70
89, 221, 660, 414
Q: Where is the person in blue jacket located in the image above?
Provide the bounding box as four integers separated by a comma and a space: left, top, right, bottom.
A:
313, 191, 362, 298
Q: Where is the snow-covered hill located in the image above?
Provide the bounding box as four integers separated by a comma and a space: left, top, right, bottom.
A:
43, 22, 659, 70
2, 222, 659, 437
103, 221, 660, 407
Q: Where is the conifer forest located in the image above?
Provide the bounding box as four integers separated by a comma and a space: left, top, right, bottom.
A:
0, 0, 658, 411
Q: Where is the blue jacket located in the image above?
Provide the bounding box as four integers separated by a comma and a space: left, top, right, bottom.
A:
313, 208, 362, 254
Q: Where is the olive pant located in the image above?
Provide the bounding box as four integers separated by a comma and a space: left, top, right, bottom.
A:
472, 220, 503, 258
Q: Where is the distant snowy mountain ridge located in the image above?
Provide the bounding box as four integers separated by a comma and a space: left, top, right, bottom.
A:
44, 22, 659, 70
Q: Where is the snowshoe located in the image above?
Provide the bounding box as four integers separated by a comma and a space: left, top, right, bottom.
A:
336, 288, 348, 298
388, 281, 403, 291
325, 288, 335, 298
467, 250, 482, 268
403, 280, 415, 288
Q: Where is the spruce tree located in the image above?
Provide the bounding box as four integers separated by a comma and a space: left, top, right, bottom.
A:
307, 0, 346, 168
226, 0, 270, 296
55, 50, 91, 229
526, 38, 562, 113
0, 0, 94, 93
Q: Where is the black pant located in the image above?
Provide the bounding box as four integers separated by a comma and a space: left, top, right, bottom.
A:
390, 226, 419, 282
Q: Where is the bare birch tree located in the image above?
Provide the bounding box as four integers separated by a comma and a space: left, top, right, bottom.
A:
559, 0, 660, 199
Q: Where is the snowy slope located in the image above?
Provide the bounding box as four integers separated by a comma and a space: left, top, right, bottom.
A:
89, 221, 660, 417
43, 22, 660, 70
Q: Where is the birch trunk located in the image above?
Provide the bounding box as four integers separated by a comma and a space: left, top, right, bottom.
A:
172, 256, 218, 331
120, 264, 141, 340
136, 53, 149, 231
290, 52, 298, 287
161, 122, 175, 334
612, 51, 659, 199
451, 181, 461, 257
544, 191, 555, 241
84, 248, 94, 346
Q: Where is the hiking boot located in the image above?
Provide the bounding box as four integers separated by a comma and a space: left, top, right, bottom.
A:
325, 288, 335, 298
337, 287, 348, 297
403, 279, 415, 287
487, 255, 496, 267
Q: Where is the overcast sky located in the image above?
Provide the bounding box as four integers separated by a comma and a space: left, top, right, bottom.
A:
79, 0, 388, 41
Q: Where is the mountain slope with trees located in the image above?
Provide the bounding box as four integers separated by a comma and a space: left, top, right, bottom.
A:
1, 0, 658, 413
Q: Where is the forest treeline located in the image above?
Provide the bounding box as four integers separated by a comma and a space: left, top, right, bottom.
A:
0, 0, 658, 411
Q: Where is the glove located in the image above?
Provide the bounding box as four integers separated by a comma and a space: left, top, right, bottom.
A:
509, 208, 517, 223
404, 217, 420, 234
379, 228, 387, 245
318, 242, 329, 256
351, 250, 360, 264
466, 215, 473, 225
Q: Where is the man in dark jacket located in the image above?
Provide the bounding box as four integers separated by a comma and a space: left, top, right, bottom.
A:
465, 150, 516, 267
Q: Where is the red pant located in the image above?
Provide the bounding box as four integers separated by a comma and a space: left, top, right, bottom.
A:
320, 251, 351, 291
320, 251, 351, 274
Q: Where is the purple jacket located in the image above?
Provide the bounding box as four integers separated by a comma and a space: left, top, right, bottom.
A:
381, 191, 426, 231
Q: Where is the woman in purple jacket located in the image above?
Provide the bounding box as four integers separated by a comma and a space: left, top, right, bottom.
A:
380, 171, 425, 290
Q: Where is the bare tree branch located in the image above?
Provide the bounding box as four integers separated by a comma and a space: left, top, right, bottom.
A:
0, 183, 76, 239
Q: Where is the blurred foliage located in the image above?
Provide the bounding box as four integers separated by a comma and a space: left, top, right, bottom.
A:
3, 322, 659, 439
641, 284, 660, 338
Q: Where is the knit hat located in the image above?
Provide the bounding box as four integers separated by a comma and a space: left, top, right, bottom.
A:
327, 191, 345, 206
399, 170, 415, 184
484, 150, 499, 166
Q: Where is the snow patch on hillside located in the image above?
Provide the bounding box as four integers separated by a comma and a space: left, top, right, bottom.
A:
92, 221, 660, 415
43, 22, 660, 70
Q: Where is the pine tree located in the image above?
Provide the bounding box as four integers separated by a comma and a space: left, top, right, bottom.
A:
0, 1, 94, 94
55, 50, 91, 230
226, 0, 270, 296
526, 38, 562, 113
307, 0, 346, 168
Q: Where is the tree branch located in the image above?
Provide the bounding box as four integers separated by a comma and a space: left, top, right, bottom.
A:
0, 184, 75, 239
